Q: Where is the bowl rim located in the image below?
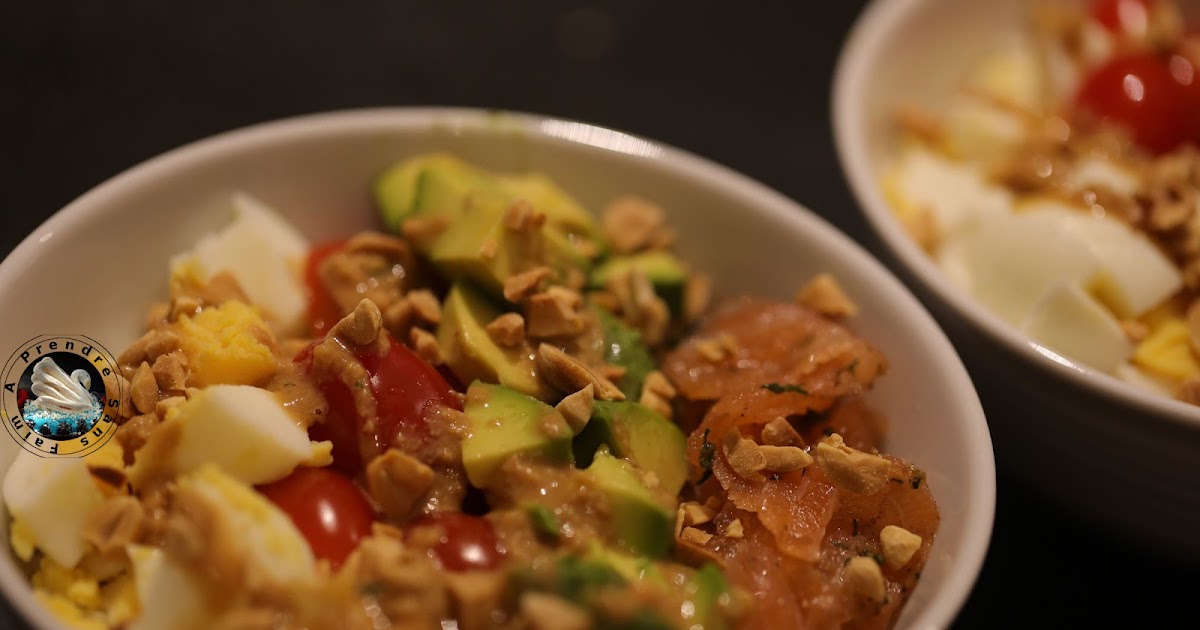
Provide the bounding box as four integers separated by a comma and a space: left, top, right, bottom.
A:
0, 107, 996, 630
832, 0, 1200, 431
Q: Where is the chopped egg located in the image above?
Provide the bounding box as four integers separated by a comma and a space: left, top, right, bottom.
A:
1020, 281, 1133, 373
884, 147, 1014, 240
126, 545, 210, 630
170, 193, 309, 334
176, 300, 278, 386
129, 384, 322, 486
2, 453, 104, 568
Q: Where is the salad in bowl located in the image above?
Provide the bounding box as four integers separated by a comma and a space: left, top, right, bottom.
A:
0, 109, 994, 630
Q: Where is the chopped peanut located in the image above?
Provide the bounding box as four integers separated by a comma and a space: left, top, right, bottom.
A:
680, 526, 713, 546
722, 432, 766, 481
555, 384, 594, 433
366, 449, 435, 521
409, 328, 443, 365
682, 502, 715, 527
845, 556, 886, 605
330, 299, 384, 347
796, 273, 858, 318
526, 287, 587, 338
880, 525, 923, 569
759, 445, 813, 473
502, 200, 547, 232
130, 362, 158, 415
601, 195, 672, 254
761, 417, 805, 448
814, 434, 892, 495
401, 215, 449, 250
684, 273, 713, 323
724, 519, 744, 539
81, 496, 144, 554
535, 344, 625, 401
485, 312, 526, 347
642, 370, 677, 399
151, 352, 188, 391
406, 289, 442, 325
503, 266, 554, 303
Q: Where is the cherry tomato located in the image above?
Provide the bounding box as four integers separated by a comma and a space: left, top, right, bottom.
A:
257, 467, 375, 569
298, 334, 461, 476
408, 513, 504, 571
1168, 50, 1200, 141
305, 240, 348, 338
1075, 52, 1192, 153
1090, 0, 1152, 35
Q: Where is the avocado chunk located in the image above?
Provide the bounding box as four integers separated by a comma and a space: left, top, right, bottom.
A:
574, 400, 689, 497
497, 171, 601, 241
373, 153, 483, 233
593, 308, 656, 399
461, 381, 575, 488
426, 191, 591, 298
590, 251, 688, 316
437, 282, 549, 399
584, 449, 674, 558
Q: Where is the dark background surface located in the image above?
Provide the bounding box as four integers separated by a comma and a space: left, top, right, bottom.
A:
0, 1, 1193, 628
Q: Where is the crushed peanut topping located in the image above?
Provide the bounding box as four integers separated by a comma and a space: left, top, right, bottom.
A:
761, 417, 805, 448
520, 592, 590, 630
526, 287, 587, 338
642, 370, 677, 399
601, 195, 673, 253
681, 502, 715, 527
722, 432, 766, 481
405, 289, 442, 325
759, 445, 813, 473
330, 299, 384, 347
724, 518, 744, 539
503, 266, 554, 303
485, 312, 526, 347
409, 327, 443, 365
502, 200, 548, 232
814, 433, 892, 495
845, 556, 886, 605
607, 269, 670, 346
535, 344, 625, 401
880, 525, 923, 569
151, 352, 188, 391
130, 362, 159, 415
1121, 319, 1149, 343
796, 273, 859, 318
366, 449, 436, 522
81, 495, 144, 554
555, 384, 594, 433
680, 526, 713, 546
478, 236, 499, 261
401, 215, 449, 251
638, 391, 673, 419
694, 333, 738, 363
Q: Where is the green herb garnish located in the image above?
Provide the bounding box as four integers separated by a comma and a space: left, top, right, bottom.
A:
698, 428, 715, 484
762, 383, 809, 395
527, 504, 562, 540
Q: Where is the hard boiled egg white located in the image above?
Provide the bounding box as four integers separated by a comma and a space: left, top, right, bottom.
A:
2, 453, 104, 568
172, 193, 310, 334
1020, 281, 1133, 373
130, 384, 325, 487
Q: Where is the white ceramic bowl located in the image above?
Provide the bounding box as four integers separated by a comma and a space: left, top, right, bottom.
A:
835, 0, 1200, 554
0, 108, 994, 629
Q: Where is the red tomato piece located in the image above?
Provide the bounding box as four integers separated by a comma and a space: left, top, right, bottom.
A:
1075, 52, 1191, 153
304, 240, 348, 338
407, 513, 504, 571
1168, 50, 1200, 142
298, 333, 461, 476
1090, 0, 1152, 35
257, 467, 375, 570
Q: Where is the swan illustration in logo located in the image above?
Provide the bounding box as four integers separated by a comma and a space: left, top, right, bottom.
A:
21, 356, 103, 439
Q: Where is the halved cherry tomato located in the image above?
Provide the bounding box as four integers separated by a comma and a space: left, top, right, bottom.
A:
1075, 52, 1192, 153
305, 240, 349, 338
258, 467, 375, 569
298, 334, 461, 476
407, 512, 504, 571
